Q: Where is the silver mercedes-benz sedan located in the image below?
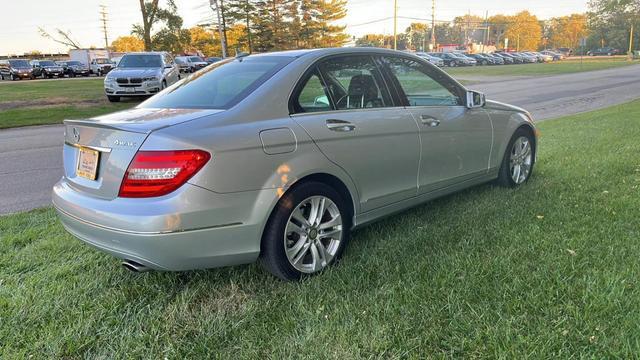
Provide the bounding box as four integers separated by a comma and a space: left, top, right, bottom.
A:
53, 48, 537, 280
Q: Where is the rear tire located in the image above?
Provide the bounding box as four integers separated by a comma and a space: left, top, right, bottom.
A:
107, 95, 120, 103
260, 181, 351, 281
496, 128, 535, 187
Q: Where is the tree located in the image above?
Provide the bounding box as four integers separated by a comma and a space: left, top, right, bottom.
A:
451, 14, 485, 44
135, 0, 161, 51
38, 28, 82, 49
547, 14, 588, 49
588, 0, 640, 51
355, 34, 385, 47
503, 11, 543, 50
488, 14, 511, 48
111, 36, 145, 52
405, 23, 429, 51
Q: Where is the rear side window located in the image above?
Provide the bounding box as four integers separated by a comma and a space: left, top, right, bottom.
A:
293, 69, 332, 113
318, 55, 392, 110
141, 56, 292, 110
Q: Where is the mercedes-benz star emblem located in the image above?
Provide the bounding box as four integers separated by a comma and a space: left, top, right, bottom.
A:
72, 127, 80, 142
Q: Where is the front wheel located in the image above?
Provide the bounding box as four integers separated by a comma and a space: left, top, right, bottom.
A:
260, 182, 351, 281
496, 129, 535, 187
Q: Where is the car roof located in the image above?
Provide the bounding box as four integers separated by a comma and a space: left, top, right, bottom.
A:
250, 47, 423, 59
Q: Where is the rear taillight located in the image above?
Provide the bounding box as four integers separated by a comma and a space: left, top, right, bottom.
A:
119, 150, 211, 198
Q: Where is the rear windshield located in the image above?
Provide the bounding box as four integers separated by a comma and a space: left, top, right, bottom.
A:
9, 60, 30, 67
141, 56, 292, 110
118, 55, 161, 68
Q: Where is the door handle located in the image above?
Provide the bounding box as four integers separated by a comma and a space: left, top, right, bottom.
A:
326, 119, 356, 132
420, 115, 441, 127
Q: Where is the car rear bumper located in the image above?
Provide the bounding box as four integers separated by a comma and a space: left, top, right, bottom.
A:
52, 179, 274, 271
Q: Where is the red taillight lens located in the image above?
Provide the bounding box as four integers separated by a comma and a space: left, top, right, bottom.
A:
119, 150, 211, 198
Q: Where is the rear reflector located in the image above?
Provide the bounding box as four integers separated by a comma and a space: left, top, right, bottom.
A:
119, 150, 211, 198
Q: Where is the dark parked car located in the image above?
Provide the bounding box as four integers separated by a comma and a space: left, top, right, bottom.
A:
56, 60, 91, 77
30, 60, 65, 78
0, 59, 35, 80
493, 53, 515, 64
430, 52, 475, 67
587, 47, 621, 56
466, 53, 498, 65
480, 53, 505, 65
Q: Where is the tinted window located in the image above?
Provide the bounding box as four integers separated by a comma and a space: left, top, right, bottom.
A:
141, 56, 292, 110
39, 60, 56, 66
67, 61, 83, 66
9, 60, 30, 67
118, 55, 161, 68
384, 56, 462, 106
189, 56, 203, 62
318, 55, 391, 110
293, 68, 331, 113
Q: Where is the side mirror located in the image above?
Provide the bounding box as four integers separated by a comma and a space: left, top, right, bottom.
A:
466, 90, 486, 109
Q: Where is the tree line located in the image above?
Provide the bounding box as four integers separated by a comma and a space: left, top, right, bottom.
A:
357, 0, 639, 53
111, 0, 348, 56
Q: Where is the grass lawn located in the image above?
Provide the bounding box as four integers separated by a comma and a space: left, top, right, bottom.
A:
2, 101, 640, 358
0, 79, 139, 129
446, 56, 639, 78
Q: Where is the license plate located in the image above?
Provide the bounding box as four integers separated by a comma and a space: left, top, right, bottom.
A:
76, 147, 100, 180
125, 87, 135, 93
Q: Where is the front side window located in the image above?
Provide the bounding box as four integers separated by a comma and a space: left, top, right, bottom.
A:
141, 56, 292, 110
384, 56, 463, 107
318, 55, 391, 110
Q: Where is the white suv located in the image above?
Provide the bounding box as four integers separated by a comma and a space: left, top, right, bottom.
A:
103, 52, 181, 102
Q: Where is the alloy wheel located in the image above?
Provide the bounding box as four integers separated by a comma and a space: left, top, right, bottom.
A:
509, 136, 533, 184
284, 196, 343, 274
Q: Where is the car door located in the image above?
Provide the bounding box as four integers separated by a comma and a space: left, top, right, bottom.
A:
380, 55, 493, 194
290, 55, 421, 212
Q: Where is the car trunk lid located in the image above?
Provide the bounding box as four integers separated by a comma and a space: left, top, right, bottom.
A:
62, 107, 222, 199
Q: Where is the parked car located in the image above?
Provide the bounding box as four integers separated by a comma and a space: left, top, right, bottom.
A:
452, 53, 478, 66
555, 48, 573, 57
497, 52, 523, 64
587, 47, 621, 56
57, 60, 91, 77
541, 50, 564, 61
103, 51, 181, 102
175, 56, 208, 73
175, 57, 191, 73
30, 60, 65, 78
0, 59, 35, 80
466, 53, 498, 65
90, 58, 114, 76
480, 53, 505, 65
53, 48, 537, 280
492, 52, 515, 64
430, 52, 474, 67
414, 52, 444, 67
206, 57, 223, 64
513, 52, 537, 63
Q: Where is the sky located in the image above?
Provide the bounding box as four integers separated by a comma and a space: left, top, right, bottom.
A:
0, 0, 588, 55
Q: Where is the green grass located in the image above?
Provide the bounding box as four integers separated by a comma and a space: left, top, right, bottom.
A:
446, 57, 639, 78
2, 101, 640, 358
0, 79, 139, 129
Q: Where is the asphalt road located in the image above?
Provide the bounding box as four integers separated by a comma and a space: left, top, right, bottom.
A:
1, 64, 640, 214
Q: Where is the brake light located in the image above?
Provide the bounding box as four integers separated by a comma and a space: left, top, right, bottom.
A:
119, 150, 211, 198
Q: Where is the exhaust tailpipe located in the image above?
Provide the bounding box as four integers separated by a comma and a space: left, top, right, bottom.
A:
122, 260, 151, 273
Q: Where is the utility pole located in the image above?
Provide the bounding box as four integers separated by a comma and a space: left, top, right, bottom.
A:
629, 23, 635, 60
393, 0, 398, 50
99, 4, 110, 55
210, 0, 227, 57
483, 10, 489, 53
245, 0, 252, 53
430, 0, 436, 51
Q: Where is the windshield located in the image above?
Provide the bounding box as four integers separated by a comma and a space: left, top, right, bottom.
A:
40, 61, 56, 66
189, 56, 204, 62
9, 60, 30, 67
118, 54, 162, 68
175, 58, 186, 64
68, 61, 83, 66
141, 56, 292, 110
